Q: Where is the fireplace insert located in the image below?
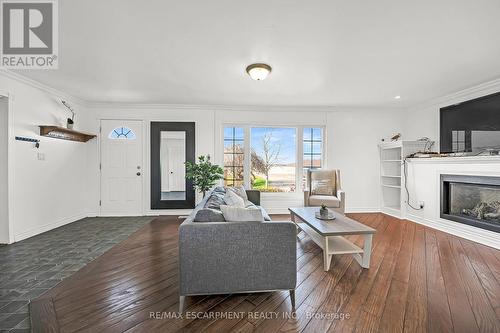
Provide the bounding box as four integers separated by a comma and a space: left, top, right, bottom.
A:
441, 174, 500, 233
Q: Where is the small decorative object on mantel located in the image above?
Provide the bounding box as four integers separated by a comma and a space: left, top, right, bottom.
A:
185, 155, 224, 197
391, 133, 401, 141
485, 148, 500, 156
381, 133, 402, 142
39, 126, 96, 142
61, 100, 76, 130
316, 204, 336, 220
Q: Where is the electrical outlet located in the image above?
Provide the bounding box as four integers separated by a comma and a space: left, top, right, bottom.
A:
419, 201, 425, 209
37, 152, 45, 161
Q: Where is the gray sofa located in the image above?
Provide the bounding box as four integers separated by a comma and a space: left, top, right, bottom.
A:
178, 188, 297, 312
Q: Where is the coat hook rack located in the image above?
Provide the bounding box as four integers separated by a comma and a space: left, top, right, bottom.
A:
15, 136, 40, 148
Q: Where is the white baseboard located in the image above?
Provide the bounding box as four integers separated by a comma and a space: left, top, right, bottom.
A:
13, 212, 88, 243
264, 207, 381, 215
346, 207, 381, 213
144, 209, 193, 216
266, 208, 292, 214
406, 213, 500, 250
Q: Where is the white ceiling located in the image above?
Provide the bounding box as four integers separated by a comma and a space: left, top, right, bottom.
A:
16, 0, 500, 107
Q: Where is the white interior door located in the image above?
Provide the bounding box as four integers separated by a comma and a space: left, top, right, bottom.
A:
168, 145, 185, 191
100, 120, 143, 215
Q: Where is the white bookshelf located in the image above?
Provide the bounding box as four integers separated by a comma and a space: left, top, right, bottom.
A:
378, 140, 429, 218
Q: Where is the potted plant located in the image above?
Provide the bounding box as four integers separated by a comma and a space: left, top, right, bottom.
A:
320, 204, 329, 218
67, 117, 74, 130
62, 100, 76, 130
185, 155, 224, 197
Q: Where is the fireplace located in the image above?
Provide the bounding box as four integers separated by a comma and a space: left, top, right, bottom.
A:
441, 175, 500, 233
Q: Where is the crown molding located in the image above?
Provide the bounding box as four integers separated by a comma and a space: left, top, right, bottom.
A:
86, 102, 341, 112
85, 101, 407, 113
0, 69, 87, 107
0, 72, 401, 112
408, 77, 500, 112
4, 69, 499, 113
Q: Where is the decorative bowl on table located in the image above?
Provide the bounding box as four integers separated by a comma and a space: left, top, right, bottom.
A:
315, 211, 336, 220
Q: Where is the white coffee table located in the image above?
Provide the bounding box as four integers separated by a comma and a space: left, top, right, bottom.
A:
289, 207, 376, 271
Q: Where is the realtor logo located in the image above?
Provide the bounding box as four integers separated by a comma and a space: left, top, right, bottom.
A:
1, 0, 58, 69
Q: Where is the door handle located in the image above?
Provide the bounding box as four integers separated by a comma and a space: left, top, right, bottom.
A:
136, 172, 141, 176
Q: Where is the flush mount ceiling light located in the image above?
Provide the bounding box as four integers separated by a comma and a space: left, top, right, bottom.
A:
394, 95, 401, 99
246, 63, 272, 81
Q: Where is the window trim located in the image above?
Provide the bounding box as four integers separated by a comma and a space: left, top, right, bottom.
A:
223, 127, 245, 186
221, 124, 326, 193
303, 128, 323, 169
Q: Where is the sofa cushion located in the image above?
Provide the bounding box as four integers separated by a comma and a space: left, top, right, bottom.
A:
258, 206, 272, 221
213, 186, 226, 193
220, 205, 264, 222
224, 190, 245, 207
226, 185, 248, 201
194, 208, 226, 222
308, 195, 341, 207
244, 201, 271, 221
204, 191, 226, 210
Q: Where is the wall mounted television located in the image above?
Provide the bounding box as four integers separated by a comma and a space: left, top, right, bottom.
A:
440, 91, 500, 154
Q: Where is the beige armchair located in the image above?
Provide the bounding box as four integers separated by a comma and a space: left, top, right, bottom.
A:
304, 169, 345, 214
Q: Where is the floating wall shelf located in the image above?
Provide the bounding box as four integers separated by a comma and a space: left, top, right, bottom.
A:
39, 126, 96, 142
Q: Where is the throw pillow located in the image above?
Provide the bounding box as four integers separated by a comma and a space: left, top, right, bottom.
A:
220, 205, 264, 222
194, 208, 226, 222
226, 185, 248, 201
213, 186, 226, 194
311, 179, 334, 196
245, 203, 272, 221
224, 190, 245, 207
204, 191, 226, 210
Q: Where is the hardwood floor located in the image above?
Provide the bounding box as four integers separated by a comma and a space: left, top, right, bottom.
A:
30, 213, 500, 333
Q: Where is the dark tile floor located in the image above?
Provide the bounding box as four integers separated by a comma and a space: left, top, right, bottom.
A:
0, 216, 154, 332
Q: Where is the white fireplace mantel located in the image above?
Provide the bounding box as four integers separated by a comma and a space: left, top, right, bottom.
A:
408, 156, 500, 164
403, 157, 500, 249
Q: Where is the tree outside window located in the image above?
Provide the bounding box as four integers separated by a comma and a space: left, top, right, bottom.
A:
251, 128, 296, 192
223, 126, 323, 193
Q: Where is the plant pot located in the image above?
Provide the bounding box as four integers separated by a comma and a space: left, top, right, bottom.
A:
320, 208, 329, 218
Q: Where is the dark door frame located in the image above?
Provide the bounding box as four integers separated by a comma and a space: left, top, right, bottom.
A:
0, 94, 11, 244
150, 122, 195, 209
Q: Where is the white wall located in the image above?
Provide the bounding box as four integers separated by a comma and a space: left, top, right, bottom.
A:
85, 105, 216, 216
403, 78, 500, 145
85, 106, 403, 214
3, 71, 500, 242
327, 109, 406, 212
405, 158, 500, 249
0, 72, 92, 242
6, 71, 405, 240
400, 79, 500, 249
0, 96, 8, 243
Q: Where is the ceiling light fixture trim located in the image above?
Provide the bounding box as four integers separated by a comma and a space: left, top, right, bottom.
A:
246, 63, 272, 81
